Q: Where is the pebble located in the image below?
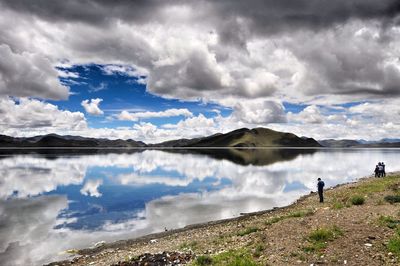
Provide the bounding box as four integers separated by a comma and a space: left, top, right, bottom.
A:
364, 243, 372, 247
94, 241, 106, 248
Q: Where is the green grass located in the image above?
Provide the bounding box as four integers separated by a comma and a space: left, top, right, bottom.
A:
252, 243, 265, 257
388, 182, 400, 192
350, 195, 365, 205
191, 249, 259, 266
352, 174, 400, 195
332, 175, 400, 206
237, 227, 259, 237
328, 174, 400, 206
384, 195, 400, 204
303, 241, 327, 252
303, 226, 343, 253
194, 255, 213, 266
308, 226, 342, 242
331, 200, 345, 210
179, 241, 199, 251
378, 216, 400, 229
264, 209, 314, 226
264, 216, 283, 225
388, 237, 400, 255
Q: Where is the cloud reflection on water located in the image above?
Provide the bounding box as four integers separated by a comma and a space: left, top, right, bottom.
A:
0, 149, 399, 265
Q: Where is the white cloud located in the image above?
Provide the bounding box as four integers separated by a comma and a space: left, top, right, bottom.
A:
0, 44, 69, 100
288, 105, 324, 124
81, 98, 104, 116
0, 97, 87, 131
0, 156, 86, 200
117, 108, 193, 121
101, 64, 148, 78
1, 2, 400, 141
80, 179, 103, 197
230, 100, 287, 124
165, 114, 215, 129
3, 149, 400, 265
89, 82, 107, 93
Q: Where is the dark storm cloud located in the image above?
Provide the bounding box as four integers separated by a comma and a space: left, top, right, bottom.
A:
1, 0, 399, 30
208, 0, 400, 33
1, 0, 400, 102
0, 0, 173, 25
0, 44, 69, 100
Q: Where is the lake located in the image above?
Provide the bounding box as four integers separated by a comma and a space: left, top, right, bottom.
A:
0, 148, 399, 265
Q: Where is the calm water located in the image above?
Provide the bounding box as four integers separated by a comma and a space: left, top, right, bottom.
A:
0, 148, 399, 265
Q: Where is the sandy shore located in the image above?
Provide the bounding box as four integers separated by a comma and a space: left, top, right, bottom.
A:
48, 172, 400, 265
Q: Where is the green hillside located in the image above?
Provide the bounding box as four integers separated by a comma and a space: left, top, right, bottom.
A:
189, 128, 321, 147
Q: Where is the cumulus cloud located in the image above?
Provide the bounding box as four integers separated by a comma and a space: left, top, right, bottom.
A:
1, 0, 400, 140
0, 44, 69, 100
0, 97, 87, 131
231, 100, 287, 124
81, 98, 104, 115
80, 179, 103, 197
0, 195, 67, 264
1, 0, 399, 103
117, 108, 193, 121
0, 155, 86, 199
288, 105, 324, 124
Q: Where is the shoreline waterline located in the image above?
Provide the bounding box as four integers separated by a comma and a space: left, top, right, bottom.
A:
49, 171, 399, 265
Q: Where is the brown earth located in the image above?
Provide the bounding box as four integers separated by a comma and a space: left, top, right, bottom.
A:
48, 172, 400, 266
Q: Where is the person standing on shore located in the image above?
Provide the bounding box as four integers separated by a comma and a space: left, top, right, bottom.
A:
317, 178, 325, 203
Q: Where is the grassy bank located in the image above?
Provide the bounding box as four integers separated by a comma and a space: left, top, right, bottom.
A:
51, 172, 400, 266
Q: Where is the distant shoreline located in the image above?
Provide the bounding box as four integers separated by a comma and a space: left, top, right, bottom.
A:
2, 146, 400, 150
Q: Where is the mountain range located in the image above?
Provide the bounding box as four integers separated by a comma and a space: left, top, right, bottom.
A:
0, 128, 320, 148
1, 128, 399, 148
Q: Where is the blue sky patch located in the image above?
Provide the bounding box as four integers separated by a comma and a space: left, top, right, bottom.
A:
54, 64, 231, 128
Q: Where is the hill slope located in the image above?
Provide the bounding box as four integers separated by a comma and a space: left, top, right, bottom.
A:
0, 128, 321, 148
0, 134, 146, 147
319, 139, 400, 148
155, 128, 321, 147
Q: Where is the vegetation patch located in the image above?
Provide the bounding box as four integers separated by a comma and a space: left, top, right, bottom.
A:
351, 195, 365, 205
351, 175, 400, 195
378, 216, 400, 229
237, 227, 259, 237
331, 199, 345, 209
303, 226, 343, 253
264, 209, 314, 226
388, 236, 400, 256
388, 182, 400, 193
252, 243, 265, 257
287, 209, 314, 218
179, 241, 199, 251
191, 249, 259, 266
384, 195, 400, 204
194, 255, 213, 266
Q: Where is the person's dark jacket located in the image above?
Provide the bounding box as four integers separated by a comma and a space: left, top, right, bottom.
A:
317, 180, 325, 192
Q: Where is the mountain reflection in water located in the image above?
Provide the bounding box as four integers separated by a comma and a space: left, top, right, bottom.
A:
0, 148, 399, 265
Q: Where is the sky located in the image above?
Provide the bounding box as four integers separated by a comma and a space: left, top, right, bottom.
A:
0, 0, 400, 143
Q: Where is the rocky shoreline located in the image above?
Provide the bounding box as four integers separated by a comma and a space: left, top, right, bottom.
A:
49, 172, 400, 265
